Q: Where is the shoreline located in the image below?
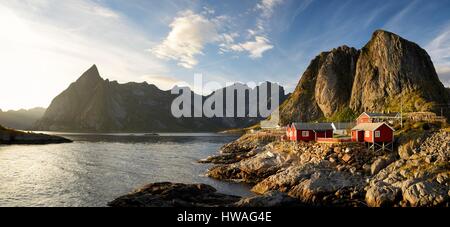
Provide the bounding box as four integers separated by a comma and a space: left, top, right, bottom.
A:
110, 127, 450, 207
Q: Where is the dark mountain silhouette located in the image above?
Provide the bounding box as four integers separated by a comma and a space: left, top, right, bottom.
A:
35, 65, 288, 132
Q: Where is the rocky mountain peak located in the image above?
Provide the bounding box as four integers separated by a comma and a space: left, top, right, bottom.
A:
76, 64, 103, 85
351, 30, 449, 113
279, 30, 449, 124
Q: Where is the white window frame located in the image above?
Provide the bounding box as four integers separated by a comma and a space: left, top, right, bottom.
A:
365, 131, 370, 138
375, 131, 381, 138
302, 131, 309, 137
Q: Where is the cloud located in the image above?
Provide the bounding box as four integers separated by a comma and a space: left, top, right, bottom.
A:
384, 0, 418, 30
426, 26, 450, 87
230, 36, 274, 59
150, 11, 219, 69
256, 0, 284, 18
0, 0, 169, 110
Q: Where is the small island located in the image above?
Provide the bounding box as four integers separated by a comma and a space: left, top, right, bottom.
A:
0, 124, 72, 145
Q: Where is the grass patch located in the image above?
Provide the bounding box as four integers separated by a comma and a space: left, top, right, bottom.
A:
326, 107, 357, 122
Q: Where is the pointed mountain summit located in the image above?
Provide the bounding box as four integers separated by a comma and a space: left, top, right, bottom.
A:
35, 65, 287, 132
76, 64, 103, 85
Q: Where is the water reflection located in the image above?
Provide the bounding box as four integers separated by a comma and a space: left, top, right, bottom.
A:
0, 133, 252, 207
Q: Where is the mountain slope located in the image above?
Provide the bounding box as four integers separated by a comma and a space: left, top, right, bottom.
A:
350, 30, 449, 113
35, 65, 287, 132
279, 30, 449, 125
280, 46, 360, 123
0, 107, 46, 130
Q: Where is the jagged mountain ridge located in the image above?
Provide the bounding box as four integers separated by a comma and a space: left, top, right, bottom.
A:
0, 107, 46, 130
35, 65, 288, 132
279, 30, 450, 124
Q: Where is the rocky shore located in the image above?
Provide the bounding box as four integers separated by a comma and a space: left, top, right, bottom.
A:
0, 126, 72, 145
108, 182, 301, 207
110, 129, 449, 207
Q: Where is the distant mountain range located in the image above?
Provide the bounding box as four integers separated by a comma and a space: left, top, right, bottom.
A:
35, 65, 288, 132
0, 108, 46, 130
278, 30, 450, 124
11, 29, 450, 132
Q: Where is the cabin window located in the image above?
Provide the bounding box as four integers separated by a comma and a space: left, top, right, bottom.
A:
375, 131, 381, 138
365, 131, 370, 138
302, 131, 309, 137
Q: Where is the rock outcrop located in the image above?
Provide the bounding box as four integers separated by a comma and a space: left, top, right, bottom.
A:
234, 191, 303, 207
350, 30, 449, 114
200, 132, 279, 165
108, 182, 241, 207
203, 127, 449, 207
108, 182, 304, 207
279, 30, 449, 124
280, 46, 359, 123
252, 162, 366, 207
365, 130, 449, 207
0, 125, 71, 145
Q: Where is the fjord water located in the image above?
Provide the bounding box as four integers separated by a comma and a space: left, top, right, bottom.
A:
0, 133, 253, 207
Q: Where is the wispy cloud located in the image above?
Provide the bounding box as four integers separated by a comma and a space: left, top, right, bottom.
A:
152, 1, 282, 68
426, 26, 450, 87
218, 0, 282, 59
229, 36, 274, 59
384, 0, 419, 30
150, 10, 219, 69
256, 0, 284, 18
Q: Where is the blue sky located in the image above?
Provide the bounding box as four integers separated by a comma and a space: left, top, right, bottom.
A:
0, 0, 449, 110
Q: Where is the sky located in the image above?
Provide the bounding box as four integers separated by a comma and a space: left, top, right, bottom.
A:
0, 0, 450, 111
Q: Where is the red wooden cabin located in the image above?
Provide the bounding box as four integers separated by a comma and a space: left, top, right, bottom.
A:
352, 122, 394, 143
356, 112, 400, 125
288, 123, 334, 142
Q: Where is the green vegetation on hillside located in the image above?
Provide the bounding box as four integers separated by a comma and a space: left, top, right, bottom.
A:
328, 107, 357, 122
385, 91, 435, 113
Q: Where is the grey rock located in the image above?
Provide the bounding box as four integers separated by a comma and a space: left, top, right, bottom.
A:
234, 191, 303, 207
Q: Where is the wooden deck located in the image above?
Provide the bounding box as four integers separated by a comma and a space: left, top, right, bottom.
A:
316, 137, 354, 144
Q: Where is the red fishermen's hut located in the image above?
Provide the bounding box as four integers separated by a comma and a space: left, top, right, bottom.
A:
356, 112, 400, 125
352, 122, 395, 152
288, 123, 334, 142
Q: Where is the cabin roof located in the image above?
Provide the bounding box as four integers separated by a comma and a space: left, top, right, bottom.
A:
292, 123, 334, 131
332, 122, 356, 130
359, 112, 400, 118
352, 123, 395, 132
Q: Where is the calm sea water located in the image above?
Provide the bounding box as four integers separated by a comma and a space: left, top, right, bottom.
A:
0, 133, 253, 207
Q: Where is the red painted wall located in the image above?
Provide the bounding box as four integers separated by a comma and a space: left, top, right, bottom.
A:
364, 130, 374, 143
357, 115, 371, 124
374, 124, 394, 143
316, 130, 333, 139
361, 125, 394, 143
295, 130, 315, 141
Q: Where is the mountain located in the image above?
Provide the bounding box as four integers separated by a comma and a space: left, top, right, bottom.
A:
0, 107, 46, 130
279, 30, 450, 124
35, 65, 288, 132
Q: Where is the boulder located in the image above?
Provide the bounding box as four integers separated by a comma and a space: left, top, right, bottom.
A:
108, 182, 241, 207
370, 154, 397, 175
234, 191, 303, 207
365, 182, 401, 207
402, 181, 449, 207
252, 162, 365, 206
207, 146, 296, 184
